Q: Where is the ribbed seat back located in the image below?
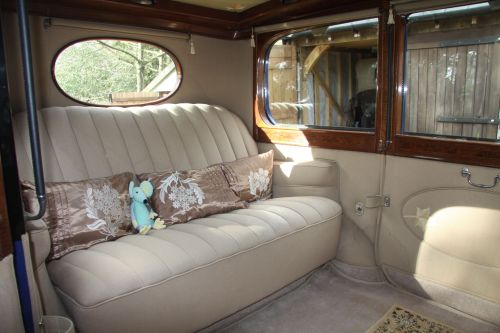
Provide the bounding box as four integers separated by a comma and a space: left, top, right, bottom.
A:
13, 103, 258, 182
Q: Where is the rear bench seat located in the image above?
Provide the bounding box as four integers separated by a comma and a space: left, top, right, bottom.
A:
14, 104, 342, 332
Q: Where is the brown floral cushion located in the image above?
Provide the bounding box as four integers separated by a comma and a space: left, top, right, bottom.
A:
221, 150, 274, 202
139, 165, 247, 225
22, 172, 134, 260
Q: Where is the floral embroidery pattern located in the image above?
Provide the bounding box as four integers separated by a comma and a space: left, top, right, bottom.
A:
84, 184, 128, 238
248, 168, 270, 197
369, 305, 462, 333
158, 172, 204, 210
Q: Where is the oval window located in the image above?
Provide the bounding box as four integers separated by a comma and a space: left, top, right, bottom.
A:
53, 38, 182, 106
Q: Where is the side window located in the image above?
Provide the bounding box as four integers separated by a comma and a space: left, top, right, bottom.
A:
53, 38, 182, 106
402, 3, 500, 142
266, 18, 379, 130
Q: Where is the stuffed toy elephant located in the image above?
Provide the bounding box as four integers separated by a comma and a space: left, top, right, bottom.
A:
129, 180, 166, 234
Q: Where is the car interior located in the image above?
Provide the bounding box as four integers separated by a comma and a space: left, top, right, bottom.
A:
0, 0, 499, 332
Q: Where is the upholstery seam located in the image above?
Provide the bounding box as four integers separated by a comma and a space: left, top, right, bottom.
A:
212, 107, 238, 160
160, 109, 193, 169
55, 260, 110, 290
229, 211, 280, 236
177, 105, 209, 167
189, 218, 247, 249
249, 202, 312, 225
148, 108, 176, 171
264, 197, 333, 219
87, 109, 113, 175
242, 207, 293, 227
130, 111, 156, 171
211, 214, 268, 241
199, 105, 236, 161
117, 237, 175, 274
147, 231, 211, 265
168, 226, 222, 257
236, 117, 258, 156
110, 111, 136, 173
254, 199, 324, 218
85, 247, 148, 285
194, 107, 224, 163
56, 210, 341, 309
230, 112, 250, 156
35, 110, 66, 179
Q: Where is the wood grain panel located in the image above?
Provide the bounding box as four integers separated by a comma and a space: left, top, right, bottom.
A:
258, 126, 376, 152
394, 134, 500, 168
1, 0, 379, 39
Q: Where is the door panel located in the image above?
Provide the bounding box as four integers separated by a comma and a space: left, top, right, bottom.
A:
379, 155, 500, 325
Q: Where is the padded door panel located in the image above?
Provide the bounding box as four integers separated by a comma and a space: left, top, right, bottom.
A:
379, 156, 500, 323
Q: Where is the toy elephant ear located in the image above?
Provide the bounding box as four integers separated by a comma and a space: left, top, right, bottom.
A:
129, 181, 135, 197
140, 180, 154, 198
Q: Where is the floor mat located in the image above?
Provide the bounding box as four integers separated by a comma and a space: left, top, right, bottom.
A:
219, 263, 499, 333
365, 304, 463, 333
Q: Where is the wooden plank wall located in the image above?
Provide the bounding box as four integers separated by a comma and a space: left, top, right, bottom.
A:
405, 43, 500, 140
268, 45, 296, 104
268, 45, 360, 127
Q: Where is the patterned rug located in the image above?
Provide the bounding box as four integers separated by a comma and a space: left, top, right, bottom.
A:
365, 304, 464, 333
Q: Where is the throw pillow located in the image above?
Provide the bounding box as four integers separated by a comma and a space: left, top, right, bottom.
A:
22, 172, 134, 260
139, 165, 247, 225
221, 150, 274, 202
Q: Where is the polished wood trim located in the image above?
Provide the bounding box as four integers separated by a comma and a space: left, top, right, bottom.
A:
0, 156, 13, 260
387, 14, 406, 154
1, 0, 238, 39
253, 4, 383, 153
374, 2, 388, 152
389, 15, 500, 168
50, 37, 183, 107
393, 135, 500, 168
240, 0, 378, 28
1, 0, 379, 40
258, 127, 377, 152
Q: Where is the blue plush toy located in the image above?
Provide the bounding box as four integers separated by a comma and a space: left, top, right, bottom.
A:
129, 180, 166, 234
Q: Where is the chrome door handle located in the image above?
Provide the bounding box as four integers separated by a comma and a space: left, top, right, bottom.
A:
461, 168, 500, 189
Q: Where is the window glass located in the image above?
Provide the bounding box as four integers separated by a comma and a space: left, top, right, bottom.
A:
53, 39, 181, 106
403, 3, 500, 141
266, 18, 379, 130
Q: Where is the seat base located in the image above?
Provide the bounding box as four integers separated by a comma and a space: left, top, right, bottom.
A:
49, 196, 342, 332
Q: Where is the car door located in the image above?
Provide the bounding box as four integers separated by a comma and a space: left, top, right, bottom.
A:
378, 156, 500, 326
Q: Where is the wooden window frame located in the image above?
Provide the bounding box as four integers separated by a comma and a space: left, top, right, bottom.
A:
253, 9, 390, 154
388, 15, 500, 168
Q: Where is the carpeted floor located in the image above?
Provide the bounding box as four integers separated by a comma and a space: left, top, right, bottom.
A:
218, 263, 500, 333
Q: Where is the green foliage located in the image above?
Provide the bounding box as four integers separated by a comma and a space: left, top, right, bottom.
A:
54, 39, 173, 104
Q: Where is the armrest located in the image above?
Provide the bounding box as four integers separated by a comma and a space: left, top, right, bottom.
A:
273, 159, 339, 201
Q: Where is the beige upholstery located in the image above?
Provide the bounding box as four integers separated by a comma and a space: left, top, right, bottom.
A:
0, 255, 25, 333
380, 155, 500, 326
13, 104, 258, 182
273, 159, 339, 201
13, 104, 342, 332
51, 197, 341, 332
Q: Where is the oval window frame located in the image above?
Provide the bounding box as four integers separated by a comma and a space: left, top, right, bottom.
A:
51, 37, 183, 107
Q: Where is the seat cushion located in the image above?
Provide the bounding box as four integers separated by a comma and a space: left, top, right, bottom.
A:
47, 196, 341, 308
